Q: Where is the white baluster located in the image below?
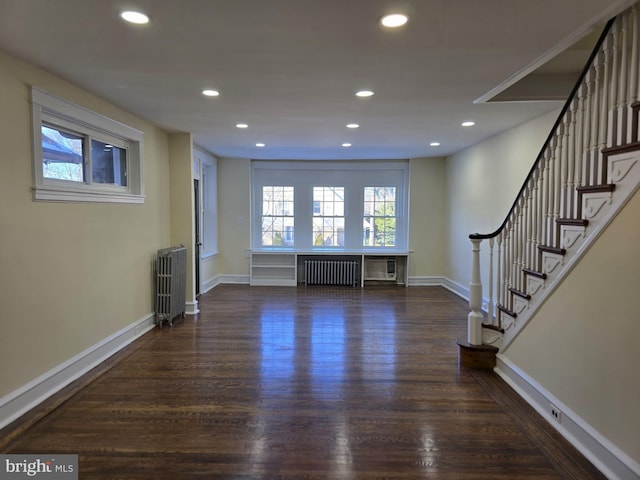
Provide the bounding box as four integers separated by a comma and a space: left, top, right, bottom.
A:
548, 136, 559, 245
567, 100, 577, 218
487, 237, 495, 327
525, 181, 533, 271
584, 66, 595, 186
600, 30, 611, 175
629, 5, 639, 142
610, 21, 621, 147
468, 238, 484, 345
513, 211, 519, 292
496, 233, 503, 319
620, 12, 630, 145
592, 56, 602, 185
531, 166, 541, 267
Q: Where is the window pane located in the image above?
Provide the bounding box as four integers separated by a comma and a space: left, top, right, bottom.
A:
262, 186, 294, 247
363, 186, 396, 247
91, 139, 127, 186
41, 125, 84, 182
312, 186, 345, 247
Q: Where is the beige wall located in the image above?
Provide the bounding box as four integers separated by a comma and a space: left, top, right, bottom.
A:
217, 158, 251, 277
168, 133, 196, 305
0, 50, 171, 397
213, 157, 448, 279
445, 109, 559, 289
503, 188, 640, 462
408, 157, 447, 277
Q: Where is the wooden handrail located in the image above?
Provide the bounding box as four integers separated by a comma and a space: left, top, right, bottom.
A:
469, 16, 617, 241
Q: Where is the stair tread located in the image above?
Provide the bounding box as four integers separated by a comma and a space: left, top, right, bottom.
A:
538, 245, 566, 255
576, 184, 616, 194
602, 141, 640, 156
556, 218, 589, 227
523, 268, 547, 279
497, 304, 517, 318
509, 287, 531, 300
482, 324, 505, 334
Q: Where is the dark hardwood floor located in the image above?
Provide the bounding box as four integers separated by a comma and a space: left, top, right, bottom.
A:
1, 285, 604, 479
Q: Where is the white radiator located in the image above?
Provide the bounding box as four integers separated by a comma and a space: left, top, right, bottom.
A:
304, 260, 359, 287
155, 245, 187, 326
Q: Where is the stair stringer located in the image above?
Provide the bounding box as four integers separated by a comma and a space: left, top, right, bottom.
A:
500, 149, 640, 350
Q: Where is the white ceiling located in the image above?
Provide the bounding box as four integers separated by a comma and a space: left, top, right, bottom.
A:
0, 0, 632, 160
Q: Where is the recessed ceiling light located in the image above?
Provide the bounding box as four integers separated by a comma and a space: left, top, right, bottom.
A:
236, 123, 248, 129
380, 14, 408, 28
202, 89, 220, 97
430, 142, 441, 147
256, 143, 266, 148
461, 121, 476, 127
120, 11, 150, 24
342, 143, 352, 147
356, 90, 375, 97
346, 123, 359, 129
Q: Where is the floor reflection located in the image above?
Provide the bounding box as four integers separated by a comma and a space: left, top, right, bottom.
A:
259, 304, 295, 395
311, 304, 346, 400
361, 304, 396, 385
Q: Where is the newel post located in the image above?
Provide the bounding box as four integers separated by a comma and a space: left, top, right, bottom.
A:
468, 238, 483, 345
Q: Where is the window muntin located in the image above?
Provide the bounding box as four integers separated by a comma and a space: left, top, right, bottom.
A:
313, 186, 344, 247
363, 186, 396, 247
41, 125, 129, 188
251, 161, 408, 251
261, 186, 294, 247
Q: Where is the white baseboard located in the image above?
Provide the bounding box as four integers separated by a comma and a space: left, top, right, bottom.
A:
217, 274, 250, 285
495, 355, 640, 480
0, 313, 156, 431
185, 301, 199, 315
201, 276, 220, 294
407, 276, 444, 286
441, 278, 469, 299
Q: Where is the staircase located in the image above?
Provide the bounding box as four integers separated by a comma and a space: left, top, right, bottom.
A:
463, 3, 640, 357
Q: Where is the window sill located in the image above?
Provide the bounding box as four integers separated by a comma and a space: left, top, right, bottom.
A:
250, 248, 409, 255
33, 185, 145, 204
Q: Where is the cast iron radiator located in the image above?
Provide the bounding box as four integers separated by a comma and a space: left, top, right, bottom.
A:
155, 245, 187, 326
304, 260, 359, 287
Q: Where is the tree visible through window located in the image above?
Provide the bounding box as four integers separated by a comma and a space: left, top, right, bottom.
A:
363, 186, 396, 247
41, 125, 128, 186
262, 186, 294, 246
313, 186, 344, 247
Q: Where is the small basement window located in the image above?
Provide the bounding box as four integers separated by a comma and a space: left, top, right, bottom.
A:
32, 87, 144, 203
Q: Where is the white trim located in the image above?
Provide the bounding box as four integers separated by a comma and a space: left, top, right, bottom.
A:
495, 355, 640, 480
251, 160, 409, 251
500, 150, 640, 350
441, 278, 495, 316
185, 301, 199, 315
0, 313, 156, 430
33, 185, 145, 204
408, 276, 445, 286
31, 87, 145, 204
217, 274, 251, 285
441, 277, 469, 298
474, 0, 637, 104
201, 275, 221, 294
32, 88, 143, 141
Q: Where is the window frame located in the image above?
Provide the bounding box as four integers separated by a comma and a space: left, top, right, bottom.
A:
251, 160, 409, 251
312, 186, 345, 247
261, 185, 296, 247
363, 186, 397, 247
31, 87, 144, 204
